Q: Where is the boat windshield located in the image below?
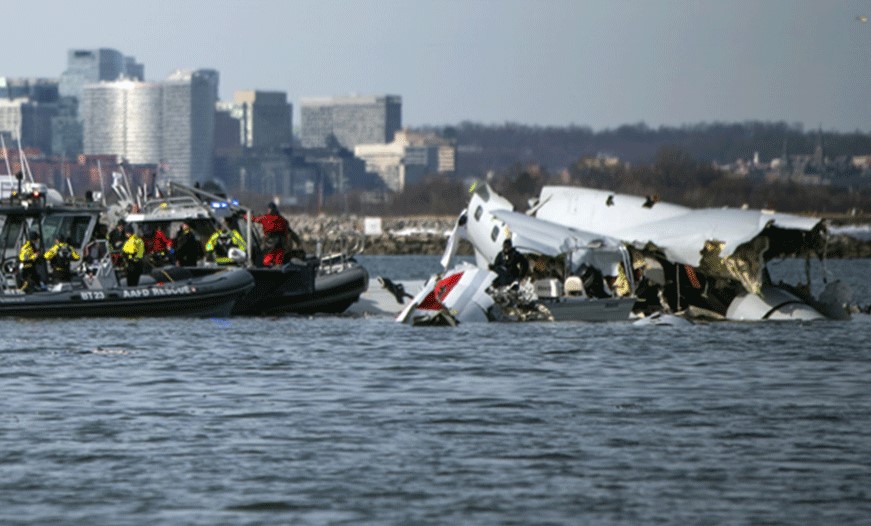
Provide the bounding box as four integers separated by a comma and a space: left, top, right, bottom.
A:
41, 214, 96, 246
0, 215, 26, 253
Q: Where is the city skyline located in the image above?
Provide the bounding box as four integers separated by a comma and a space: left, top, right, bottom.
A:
4, 0, 871, 132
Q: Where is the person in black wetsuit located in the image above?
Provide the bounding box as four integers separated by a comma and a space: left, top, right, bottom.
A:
490, 238, 529, 287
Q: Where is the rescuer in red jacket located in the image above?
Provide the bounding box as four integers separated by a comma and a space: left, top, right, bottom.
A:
254, 202, 298, 267
141, 224, 173, 267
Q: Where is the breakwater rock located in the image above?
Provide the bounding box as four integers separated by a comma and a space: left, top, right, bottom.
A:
288, 215, 471, 255
287, 215, 871, 258
818, 234, 871, 258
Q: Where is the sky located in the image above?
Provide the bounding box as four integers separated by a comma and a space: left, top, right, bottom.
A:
7, 0, 871, 132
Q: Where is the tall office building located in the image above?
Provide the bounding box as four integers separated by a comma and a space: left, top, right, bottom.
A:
233, 90, 292, 149
300, 95, 401, 149
55, 48, 143, 157
59, 48, 144, 99
81, 70, 217, 186
161, 70, 217, 185
0, 78, 61, 155
81, 80, 162, 164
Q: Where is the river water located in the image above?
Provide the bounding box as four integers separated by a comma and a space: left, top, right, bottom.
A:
1, 256, 870, 525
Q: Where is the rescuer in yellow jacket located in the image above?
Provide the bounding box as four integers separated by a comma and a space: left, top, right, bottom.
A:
18, 230, 44, 292
121, 224, 145, 286
205, 219, 247, 265
44, 235, 81, 282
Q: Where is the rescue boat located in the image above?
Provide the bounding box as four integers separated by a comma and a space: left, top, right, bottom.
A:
123, 183, 368, 316
0, 191, 254, 318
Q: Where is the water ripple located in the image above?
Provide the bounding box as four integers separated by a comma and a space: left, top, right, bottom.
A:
1, 258, 870, 524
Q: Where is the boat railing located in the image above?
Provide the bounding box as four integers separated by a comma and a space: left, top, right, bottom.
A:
315, 230, 365, 274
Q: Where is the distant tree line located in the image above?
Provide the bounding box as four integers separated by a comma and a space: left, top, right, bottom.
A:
418, 121, 871, 173
314, 122, 871, 217
488, 149, 871, 215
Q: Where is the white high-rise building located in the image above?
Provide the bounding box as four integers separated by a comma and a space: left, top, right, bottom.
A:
81, 70, 217, 186
81, 80, 162, 164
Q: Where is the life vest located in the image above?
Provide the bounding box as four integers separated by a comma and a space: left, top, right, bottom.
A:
18, 241, 39, 267
122, 235, 145, 262
206, 229, 247, 264
45, 242, 81, 272
144, 230, 172, 255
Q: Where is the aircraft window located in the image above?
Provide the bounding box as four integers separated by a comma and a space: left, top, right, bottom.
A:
491, 225, 499, 241
474, 206, 483, 221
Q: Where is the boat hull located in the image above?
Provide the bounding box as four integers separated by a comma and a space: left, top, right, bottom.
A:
237, 261, 369, 315
0, 268, 254, 318
186, 259, 369, 316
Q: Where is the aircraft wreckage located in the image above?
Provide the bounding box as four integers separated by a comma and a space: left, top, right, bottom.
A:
394, 184, 852, 326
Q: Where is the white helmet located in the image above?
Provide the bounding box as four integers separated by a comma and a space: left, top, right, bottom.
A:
227, 247, 246, 265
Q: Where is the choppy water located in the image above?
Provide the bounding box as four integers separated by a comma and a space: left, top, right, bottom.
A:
1, 256, 870, 525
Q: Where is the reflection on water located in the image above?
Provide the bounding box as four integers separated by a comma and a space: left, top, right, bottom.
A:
1, 257, 870, 525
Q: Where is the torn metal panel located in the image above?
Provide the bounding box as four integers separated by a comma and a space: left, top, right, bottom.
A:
536, 186, 821, 259
534, 185, 825, 294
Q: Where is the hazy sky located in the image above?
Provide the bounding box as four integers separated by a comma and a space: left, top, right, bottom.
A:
7, 0, 871, 131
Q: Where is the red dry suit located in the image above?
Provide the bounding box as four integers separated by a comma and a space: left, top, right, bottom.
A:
253, 212, 289, 235
254, 211, 290, 267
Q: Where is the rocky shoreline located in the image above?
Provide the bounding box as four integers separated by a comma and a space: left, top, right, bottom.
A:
289, 215, 471, 255
287, 214, 871, 258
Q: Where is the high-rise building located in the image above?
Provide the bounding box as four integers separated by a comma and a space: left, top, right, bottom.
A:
55, 48, 143, 157
59, 48, 144, 99
0, 78, 61, 155
161, 70, 217, 185
0, 77, 59, 102
233, 90, 292, 149
300, 95, 401, 149
81, 70, 217, 186
214, 101, 242, 155
81, 80, 162, 164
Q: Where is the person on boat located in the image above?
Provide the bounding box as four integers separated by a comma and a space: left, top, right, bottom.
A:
44, 235, 81, 283
173, 222, 204, 267
206, 219, 247, 265
254, 202, 301, 267
141, 224, 172, 268
489, 238, 529, 287
121, 224, 145, 286
605, 263, 632, 297
577, 263, 610, 299
108, 220, 126, 265
18, 230, 45, 292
